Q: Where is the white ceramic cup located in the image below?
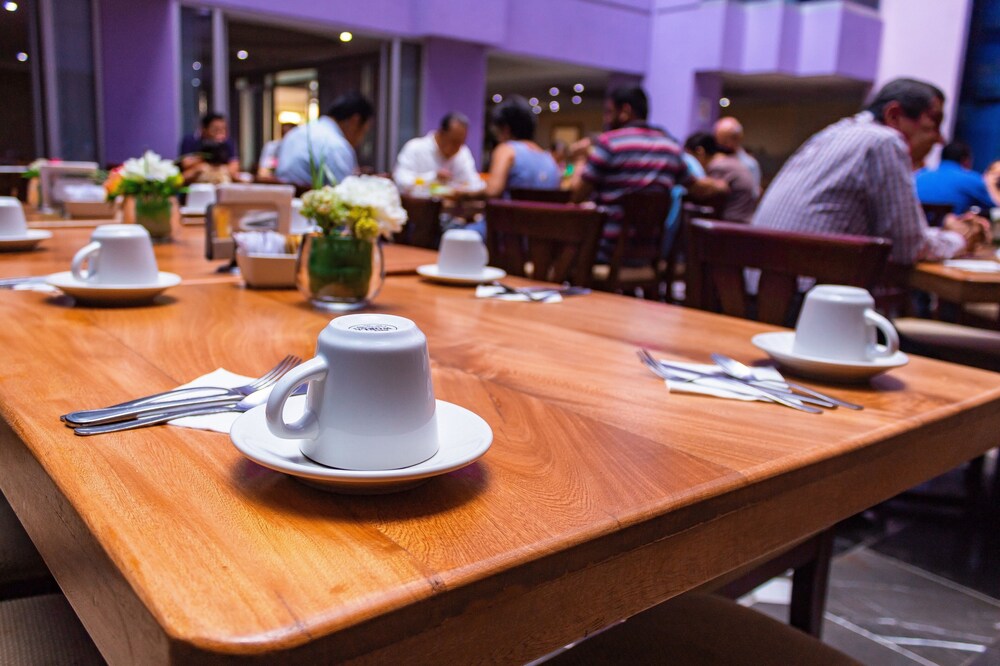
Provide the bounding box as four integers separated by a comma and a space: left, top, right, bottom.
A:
0, 196, 28, 237
265, 314, 439, 470
186, 183, 216, 210
71, 224, 159, 285
437, 228, 488, 276
792, 285, 899, 362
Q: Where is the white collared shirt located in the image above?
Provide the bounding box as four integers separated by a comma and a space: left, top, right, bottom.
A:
393, 132, 484, 191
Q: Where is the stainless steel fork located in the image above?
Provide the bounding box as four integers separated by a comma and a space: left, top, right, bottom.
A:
62, 354, 303, 426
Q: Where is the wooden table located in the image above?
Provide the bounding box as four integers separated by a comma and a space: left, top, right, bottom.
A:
2, 236, 999, 663
911, 260, 1000, 313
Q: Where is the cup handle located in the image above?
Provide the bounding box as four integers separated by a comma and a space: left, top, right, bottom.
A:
71, 242, 101, 281
864, 310, 899, 359
265, 356, 328, 440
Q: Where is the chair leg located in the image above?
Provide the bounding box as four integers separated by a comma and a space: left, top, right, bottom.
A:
789, 528, 834, 638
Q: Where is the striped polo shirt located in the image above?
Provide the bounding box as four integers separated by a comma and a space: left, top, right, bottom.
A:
582, 122, 693, 217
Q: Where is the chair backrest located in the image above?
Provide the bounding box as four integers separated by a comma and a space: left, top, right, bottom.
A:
397, 195, 443, 249
685, 218, 892, 325
485, 199, 604, 286
508, 187, 573, 204
604, 189, 673, 286
921, 202, 953, 228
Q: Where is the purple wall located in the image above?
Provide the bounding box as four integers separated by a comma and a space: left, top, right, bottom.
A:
99, 0, 180, 164
422, 38, 488, 166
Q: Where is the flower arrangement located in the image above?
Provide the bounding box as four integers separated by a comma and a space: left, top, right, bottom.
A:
104, 150, 184, 202
300, 175, 407, 241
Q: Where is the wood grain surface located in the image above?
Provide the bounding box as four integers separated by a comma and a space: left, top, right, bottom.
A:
911, 261, 1000, 304
1, 236, 999, 663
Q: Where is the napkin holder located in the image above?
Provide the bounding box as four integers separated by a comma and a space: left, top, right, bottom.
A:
205, 202, 281, 261
235, 251, 297, 288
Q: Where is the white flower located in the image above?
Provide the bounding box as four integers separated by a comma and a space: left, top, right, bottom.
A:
333, 176, 408, 238
121, 150, 179, 183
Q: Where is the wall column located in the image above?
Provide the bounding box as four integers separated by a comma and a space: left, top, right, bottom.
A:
98, 0, 181, 164
421, 37, 488, 167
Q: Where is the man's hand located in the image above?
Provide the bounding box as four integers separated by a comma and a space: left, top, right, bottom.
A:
436, 167, 453, 183
943, 212, 993, 253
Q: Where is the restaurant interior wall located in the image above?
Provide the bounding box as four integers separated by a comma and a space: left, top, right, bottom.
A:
956, 0, 1000, 171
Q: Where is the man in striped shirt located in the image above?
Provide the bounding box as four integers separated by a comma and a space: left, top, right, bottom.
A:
571, 86, 723, 255
753, 78, 989, 265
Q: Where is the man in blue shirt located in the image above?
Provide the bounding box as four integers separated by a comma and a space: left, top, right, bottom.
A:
915, 141, 999, 214
276, 92, 374, 187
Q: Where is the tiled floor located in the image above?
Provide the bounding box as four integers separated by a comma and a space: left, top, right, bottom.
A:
744, 454, 1000, 666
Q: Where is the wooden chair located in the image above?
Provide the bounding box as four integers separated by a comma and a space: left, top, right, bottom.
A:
397, 195, 443, 249
921, 202, 953, 227
592, 189, 673, 299
508, 187, 572, 204
685, 218, 892, 326
484, 200, 604, 285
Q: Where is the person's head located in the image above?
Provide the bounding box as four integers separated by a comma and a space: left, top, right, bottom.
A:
490, 96, 536, 142
684, 132, 720, 169
713, 117, 744, 151
279, 122, 297, 138
604, 86, 649, 130
200, 113, 228, 143
941, 141, 972, 168
327, 92, 375, 148
435, 112, 470, 159
866, 78, 945, 164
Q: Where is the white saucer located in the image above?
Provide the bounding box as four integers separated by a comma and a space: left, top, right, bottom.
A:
752, 331, 908, 382
180, 206, 207, 217
0, 229, 52, 252
46, 271, 182, 305
416, 264, 506, 285
230, 397, 492, 494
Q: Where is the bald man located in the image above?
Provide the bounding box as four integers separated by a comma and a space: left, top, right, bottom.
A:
714, 117, 761, 195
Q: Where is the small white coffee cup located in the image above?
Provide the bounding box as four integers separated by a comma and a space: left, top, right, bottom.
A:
265, 314, 439, 470
793, 285, 899, 362
186, 183, 216, 210
437, 228, 488, 276
0, 196, 28, 237
71, 224, 159, 285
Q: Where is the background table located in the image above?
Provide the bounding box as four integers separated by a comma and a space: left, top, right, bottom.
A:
1, 235, 999, 664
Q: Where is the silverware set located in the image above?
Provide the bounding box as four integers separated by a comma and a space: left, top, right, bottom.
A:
0, 276, 46, 289
485, 281, 590, 301
63, 355, 303, 436
637, 348, 861, 414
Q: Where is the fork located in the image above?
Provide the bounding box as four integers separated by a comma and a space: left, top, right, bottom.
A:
61, 355, 302, 426
487, 281, 550, 302
636, 349, 823, 414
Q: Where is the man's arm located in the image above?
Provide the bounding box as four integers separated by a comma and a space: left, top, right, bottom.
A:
451, 147, 484, 191
392, 141, 436, 190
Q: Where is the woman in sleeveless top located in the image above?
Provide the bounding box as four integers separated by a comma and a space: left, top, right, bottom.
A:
484, 96, 562, 198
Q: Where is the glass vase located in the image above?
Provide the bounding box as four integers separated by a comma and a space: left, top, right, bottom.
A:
296, 232, 384, 312
124, 195, 178, 241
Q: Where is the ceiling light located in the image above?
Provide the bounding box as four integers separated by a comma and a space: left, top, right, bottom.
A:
492, 94, 502, 103
571, 95, 582, 105
532, 106, 542, 115
4, 2, 18, 11
236, 50, 249, 60
16, 52, 27, 62
549, 87, 559, 96
719, 97, 731, 108
528, 97, 539, 106
191, 77, 201, 87
192, 61, 201, 71
549, 101, 560, 112
573, 83, 584, 93
340, 31, 353, 42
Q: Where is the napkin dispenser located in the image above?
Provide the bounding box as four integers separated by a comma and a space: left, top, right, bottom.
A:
205, 202, 281, 261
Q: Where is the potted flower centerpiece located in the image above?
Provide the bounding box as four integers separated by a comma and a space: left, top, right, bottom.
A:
105, 151, 184, 241
297, 175, 407, 311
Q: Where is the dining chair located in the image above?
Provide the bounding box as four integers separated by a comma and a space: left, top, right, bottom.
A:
921, 202, 953, 228
591, 189, 673, 299
0, 593, 105, 664
545, 592, 860, 665
508, 187, 573, 204
484, 199, 604, 285
397, 195, 444, 249
685, 218, 892, 326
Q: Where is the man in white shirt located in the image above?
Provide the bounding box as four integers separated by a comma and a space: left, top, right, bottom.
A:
393, 113, 484, 192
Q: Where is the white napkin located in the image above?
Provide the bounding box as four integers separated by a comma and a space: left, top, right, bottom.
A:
657, 360, 786, 402
942, 259, 1000, 273
166, 368, 262, 433
13, 281, 60, 294
475, 284, 563, 303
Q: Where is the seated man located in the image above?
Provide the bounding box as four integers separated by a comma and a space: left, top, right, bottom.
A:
753, 78, 990, 265
684, 132, 757, 224
276, 92, 374, 188
178, 113, 240, 184
570, 85, 724, 255
393, 113, 484, 193
714, 116, 762, 196
915, 141, 1000, 214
